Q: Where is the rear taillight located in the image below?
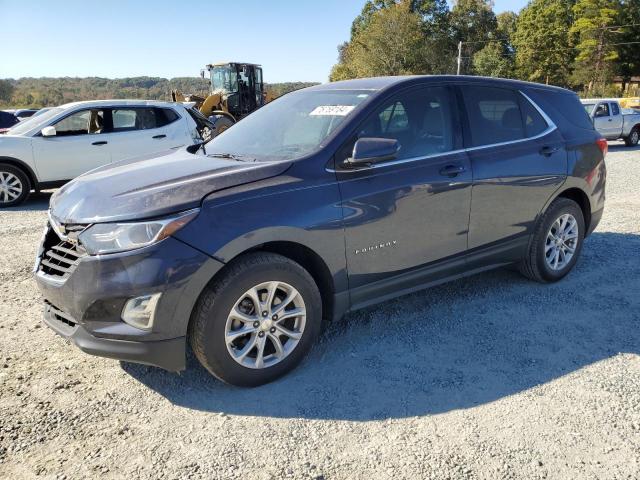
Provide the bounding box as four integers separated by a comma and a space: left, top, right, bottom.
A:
596, 138, 608, 157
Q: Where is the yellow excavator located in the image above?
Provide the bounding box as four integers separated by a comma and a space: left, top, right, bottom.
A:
172, 62, 270, 136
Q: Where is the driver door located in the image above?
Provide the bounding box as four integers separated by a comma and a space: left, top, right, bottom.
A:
593, 102, 616, 138
335, 85, 472, 304
32, 108, 112, 182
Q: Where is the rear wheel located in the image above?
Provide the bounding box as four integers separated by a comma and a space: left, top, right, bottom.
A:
519, 198, 585, 283
0, 163, 30, 207
188, 252, 322, 386
624, 127, 639, 146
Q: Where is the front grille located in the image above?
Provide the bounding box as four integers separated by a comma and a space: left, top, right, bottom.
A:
38, 225, 87, 279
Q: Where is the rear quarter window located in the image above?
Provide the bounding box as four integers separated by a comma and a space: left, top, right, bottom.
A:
527, 89, 594, 131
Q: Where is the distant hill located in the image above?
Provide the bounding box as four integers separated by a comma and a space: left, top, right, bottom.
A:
0, 77, 320, 108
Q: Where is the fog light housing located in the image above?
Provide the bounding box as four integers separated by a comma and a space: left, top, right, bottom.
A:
121, 293, 161, 331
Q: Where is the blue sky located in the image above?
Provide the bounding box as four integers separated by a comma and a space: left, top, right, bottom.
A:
0, 0, 529, 83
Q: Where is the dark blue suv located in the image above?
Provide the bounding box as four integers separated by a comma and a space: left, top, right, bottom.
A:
35, 76, 607, 386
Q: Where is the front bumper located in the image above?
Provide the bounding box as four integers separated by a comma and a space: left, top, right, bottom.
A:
35, 234, 224, 371
43, 302, 186, 370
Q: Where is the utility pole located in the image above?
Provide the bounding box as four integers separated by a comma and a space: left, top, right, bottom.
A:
456, 41, 462, 75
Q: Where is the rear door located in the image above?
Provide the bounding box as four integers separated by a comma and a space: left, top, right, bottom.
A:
459, 84, 567, 255
336, 85, 472, 300
106, 107, 188, 162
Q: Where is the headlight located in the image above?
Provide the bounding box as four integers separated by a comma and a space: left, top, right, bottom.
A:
78, 209, 199, 255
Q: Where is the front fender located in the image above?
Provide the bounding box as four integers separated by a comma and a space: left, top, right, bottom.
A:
173, 179, 348, 293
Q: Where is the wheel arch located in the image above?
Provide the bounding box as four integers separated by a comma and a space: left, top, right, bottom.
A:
243, 241, 335, 322
0, 156, 38, 191
552, 187, 592, 235
203, 240, 337, 323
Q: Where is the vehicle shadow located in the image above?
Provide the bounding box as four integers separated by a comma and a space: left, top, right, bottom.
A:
122, 231, 640, 420
608, 141, 640, 152
2, 191, 52, 212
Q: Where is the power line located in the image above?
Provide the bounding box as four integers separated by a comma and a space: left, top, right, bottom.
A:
458, 23, 640, 47
466, 41, 640, 58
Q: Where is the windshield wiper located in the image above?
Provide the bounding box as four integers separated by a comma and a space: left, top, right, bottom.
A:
207, 152, 256, 162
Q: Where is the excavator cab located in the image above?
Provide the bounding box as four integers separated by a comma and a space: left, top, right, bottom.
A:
204, 62, 265, 118
172, 61, 267, 137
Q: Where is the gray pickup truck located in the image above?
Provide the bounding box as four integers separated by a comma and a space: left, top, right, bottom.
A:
581, 98, 640, 146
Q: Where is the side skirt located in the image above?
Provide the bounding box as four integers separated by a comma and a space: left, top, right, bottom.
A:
342, 235, 529, 315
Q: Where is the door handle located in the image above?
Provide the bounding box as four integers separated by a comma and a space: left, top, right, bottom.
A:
539, 145, 559, 156
608, 118, 612, 122
91, 141, 108, 146
152, 134, 167, 139
439, 164, 466, 177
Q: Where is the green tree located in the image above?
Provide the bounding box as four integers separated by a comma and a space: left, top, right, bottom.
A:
513, 0, 575, 86
472, 11, 518, 78
332, 0, 456, 80
0, 80, 13, 103
330, 2, 429, 80
473, 42, 514, 77
614, 0, 640, 88
570, 0, 621, 93
450, 0, 499, 73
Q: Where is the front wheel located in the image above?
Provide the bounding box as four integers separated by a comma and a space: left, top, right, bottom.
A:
188, 252, 322, 386
209, 115, 235, 138
624, 127, 639, 146
519, 198, 585, 283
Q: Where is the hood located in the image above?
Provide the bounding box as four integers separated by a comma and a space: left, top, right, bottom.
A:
50, 148, 291, 224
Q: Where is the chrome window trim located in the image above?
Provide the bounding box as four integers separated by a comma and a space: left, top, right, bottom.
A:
332, 89, 558, 173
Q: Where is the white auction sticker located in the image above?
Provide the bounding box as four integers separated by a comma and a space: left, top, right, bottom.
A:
309, 105, 355, 116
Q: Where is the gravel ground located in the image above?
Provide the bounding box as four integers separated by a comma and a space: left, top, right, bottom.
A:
0, 143, 639, 480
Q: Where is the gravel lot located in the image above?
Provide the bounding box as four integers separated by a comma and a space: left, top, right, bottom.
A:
0, 143, 639, 480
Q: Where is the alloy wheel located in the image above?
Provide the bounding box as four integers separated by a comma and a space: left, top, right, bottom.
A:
631, 130, 639, 145
0, 171, 23, 204
545, 213, 579, 271
225, 281, 306, 369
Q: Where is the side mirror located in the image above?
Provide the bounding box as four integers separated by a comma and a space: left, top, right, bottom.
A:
346, 137, 400, 168
41, 126, 56, 137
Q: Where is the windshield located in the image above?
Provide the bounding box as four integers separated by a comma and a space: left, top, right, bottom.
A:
210, 65, 237, 92
583, 103, 595, 115
8, 107, 63, 135
206, 89, 371, 161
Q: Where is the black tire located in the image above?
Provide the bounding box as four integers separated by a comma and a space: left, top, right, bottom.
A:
210, 115, 235, 137
188, 252, 322, 387
519, 197, 585, 283
624, 127, 639, 146
0, 163, 31, 207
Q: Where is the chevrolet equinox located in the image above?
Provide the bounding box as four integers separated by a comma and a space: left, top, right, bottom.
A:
34, 76, 607, 386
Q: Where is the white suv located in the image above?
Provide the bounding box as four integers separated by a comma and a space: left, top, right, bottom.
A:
0, 100, 212, 207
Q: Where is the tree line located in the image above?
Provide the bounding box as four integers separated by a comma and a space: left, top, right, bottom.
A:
0, 77, 318, 109
331, 0, 639, 96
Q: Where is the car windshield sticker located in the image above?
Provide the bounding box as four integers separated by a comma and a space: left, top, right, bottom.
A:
309, 105, 356, 116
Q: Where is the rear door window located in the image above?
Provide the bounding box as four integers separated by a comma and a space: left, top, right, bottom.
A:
461, 86, 525, 147
610, 102, 620, 116
111, 108, 169, 131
